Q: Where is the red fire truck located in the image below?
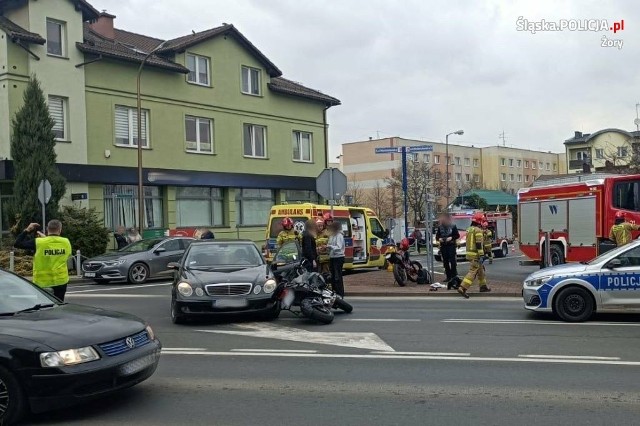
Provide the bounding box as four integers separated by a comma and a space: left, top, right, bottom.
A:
434, 210, 514, 261
518, 173, 640, 265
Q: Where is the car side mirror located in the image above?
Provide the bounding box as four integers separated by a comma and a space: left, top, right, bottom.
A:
270, 262, 278, 272
607, 259, 623, 269
154, 247, 166, 254
167, 262, 180, 270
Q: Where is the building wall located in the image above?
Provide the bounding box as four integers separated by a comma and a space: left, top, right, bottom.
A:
565, 131, 632, 171
481, 146, 563, 192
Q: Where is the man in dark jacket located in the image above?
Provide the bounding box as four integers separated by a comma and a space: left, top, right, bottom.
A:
436, 213, 460, 289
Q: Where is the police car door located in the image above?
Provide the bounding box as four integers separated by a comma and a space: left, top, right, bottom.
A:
600, 245, 640, 309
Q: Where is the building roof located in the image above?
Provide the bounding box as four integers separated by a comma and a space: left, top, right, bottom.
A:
0, 0, 99, 21
112, 28, 164, 53
564, 128, 640, 145
269, 77, 341, 106
458, 189, 517, 206
78, 27, 189, 73
157, 24, 283, 77
0, 15, 45, 44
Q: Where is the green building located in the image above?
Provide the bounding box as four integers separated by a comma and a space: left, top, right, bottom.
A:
0, 0, 340, 242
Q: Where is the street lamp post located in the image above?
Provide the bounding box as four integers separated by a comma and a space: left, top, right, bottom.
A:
136, 41, 167, 235
445, 129, 464, 210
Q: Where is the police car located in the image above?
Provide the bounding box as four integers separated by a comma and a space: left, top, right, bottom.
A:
523, 240, 640, 322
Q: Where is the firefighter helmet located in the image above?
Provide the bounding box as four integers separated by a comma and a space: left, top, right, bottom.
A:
322, 212, 334, 223
615, 211, 626, 219
472, 212, 485, 224
400, 238, 411, 251
482, 221, 489, 228
281, 217, 294, 230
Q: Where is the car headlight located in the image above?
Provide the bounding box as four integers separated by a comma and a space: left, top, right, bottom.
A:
103, 259, 126, 267
40, 346, 100, 367
145, 325, 155, 340
263, 279, 277, 294
525, 276, 553, 287
177, 282, 193, 297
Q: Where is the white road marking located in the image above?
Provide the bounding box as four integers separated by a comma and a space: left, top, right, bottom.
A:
163, 348, 206, 351
161, 351, 640, 366
66, 282, 172, 294
66, 294, 165, 298
518, 354, 621, 361
344, 319, 421, 322
371, 351, 471, 356
443, 319, 640, 327
197, 322, 395, 352
349, 297, 522, 302
231, 349, 317, 353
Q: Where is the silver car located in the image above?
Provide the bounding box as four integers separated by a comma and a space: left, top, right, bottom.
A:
83, 237, 195, 284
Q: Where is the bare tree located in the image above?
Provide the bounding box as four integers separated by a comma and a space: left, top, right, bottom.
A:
366, 181, 393, 221
598, 138, 640, 173
344, 174, 364, 205
386, 161, 444, 225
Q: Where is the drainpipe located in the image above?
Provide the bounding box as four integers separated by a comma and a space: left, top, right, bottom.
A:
323, 106, 329, 169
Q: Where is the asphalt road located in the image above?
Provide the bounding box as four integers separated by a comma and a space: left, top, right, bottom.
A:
23, 283, 640, 426
412, 249, 539, 284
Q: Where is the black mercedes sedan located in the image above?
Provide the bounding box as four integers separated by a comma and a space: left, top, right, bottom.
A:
169, 240, 279, 323
0, 271, 161, 425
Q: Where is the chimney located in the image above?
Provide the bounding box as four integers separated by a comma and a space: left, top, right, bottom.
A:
574, 131, 583, 139
90, 10, 116, 39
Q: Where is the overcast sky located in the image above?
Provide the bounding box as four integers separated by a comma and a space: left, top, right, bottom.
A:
94, 0, 639, 158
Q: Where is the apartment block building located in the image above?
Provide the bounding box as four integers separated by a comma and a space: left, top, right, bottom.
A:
341, 137, 565, 214
0, 0, 339, 240
564, 129, 640, 173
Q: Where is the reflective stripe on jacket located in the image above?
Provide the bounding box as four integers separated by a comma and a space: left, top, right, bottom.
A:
465, 226, 485, 260
33, 236, 72, 287
483, 230, 493, 258
609, 222, 640, 247
276, 230, 299, 247
316, 230, 330, 263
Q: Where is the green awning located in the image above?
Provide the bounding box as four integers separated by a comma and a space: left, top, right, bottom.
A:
453, 190, 517, 206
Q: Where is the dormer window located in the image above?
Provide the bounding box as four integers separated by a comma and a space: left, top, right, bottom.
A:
241, 66, 261, 95
186, 53, 210, 86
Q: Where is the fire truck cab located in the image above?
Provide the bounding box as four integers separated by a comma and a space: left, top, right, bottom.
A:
434, 210, 514, 261
518, 173, 640, 266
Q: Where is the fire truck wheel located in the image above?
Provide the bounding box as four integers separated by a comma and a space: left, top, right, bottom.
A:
549, 245, 565, 265
495, 242, 508, 258
553, 286, 594, 322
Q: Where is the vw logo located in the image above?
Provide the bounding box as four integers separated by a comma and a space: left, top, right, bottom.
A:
125, 337, 136, 349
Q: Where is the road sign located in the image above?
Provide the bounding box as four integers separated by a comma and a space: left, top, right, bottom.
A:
374, 147, 401, 154
316, 168, 347, 202
37, 180, 52, 205
407, 145, 433, 153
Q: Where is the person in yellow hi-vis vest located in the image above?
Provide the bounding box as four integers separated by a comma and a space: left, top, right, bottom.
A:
609, 211, 640, 247
458, 213, 491, 298
15, 220, 72, 301
276, 217, 300, 248
482, 221, 494, 265
315, 218, 330, 274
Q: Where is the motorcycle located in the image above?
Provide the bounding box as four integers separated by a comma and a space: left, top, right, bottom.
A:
271, 260, 353, 324
385, 246, 424, 287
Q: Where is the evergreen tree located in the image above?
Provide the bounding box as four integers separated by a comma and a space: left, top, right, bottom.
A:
8, 76, 66, 233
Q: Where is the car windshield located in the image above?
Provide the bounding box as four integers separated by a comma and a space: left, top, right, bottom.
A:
586, 243, 638, 265
452, 217, 472, 230
119, 238, 164, 253
185, 243, 264, 268
0, 273, 57, 315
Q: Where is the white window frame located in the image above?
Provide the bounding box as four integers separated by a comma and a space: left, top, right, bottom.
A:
517, 174, 522, 182
553, 163, 557, 171
501, 173, 506, 182
509, 159, 514, 167
524, 160, 529, 169
500, 158, 506, 166
473, 158, 479, 168
46, 19, 65, 57
509, 174, 514, 182
434, 155, 440, 164
532, 162, 537, 170
241, 66, 261, 96
546, 163, 550, 170
465, 174, 470, 182
617, 146, 629, 157
464, 158, 470, 167
243, 124, 267, 158
186, 53, 211, 86
114, 105, 149, 148
525, 175, 530, 182
517, 159, 522, 168
424, 153, 430, 163
595, 149, 604, 159
48, 95, 67, 141
474, 174, 480, 183
185, 116, 213, 154
539, 161, 544, 169
455, 173, 461, 182
292, 131, 313, 163
455, 156, 461, 166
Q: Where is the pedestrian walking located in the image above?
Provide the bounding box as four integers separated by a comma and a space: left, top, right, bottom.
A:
411, 227, 423, 254
327, 221, 346, 297
609, 211, 640, 247
458, 212, 491, 298
114, 225, 128, 250
301, 219, 319, 272
127, 227, 142, 244
436, 213, 460, 289
14, 220, 72, 301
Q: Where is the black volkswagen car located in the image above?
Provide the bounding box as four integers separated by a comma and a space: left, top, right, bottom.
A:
0, 271, 161, 425
170, 240, 279, 323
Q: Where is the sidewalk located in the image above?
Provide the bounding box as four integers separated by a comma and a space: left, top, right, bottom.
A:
344, 269, 522, 297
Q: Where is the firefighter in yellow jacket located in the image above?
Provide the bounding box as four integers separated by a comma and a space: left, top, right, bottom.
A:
482, 221, 494, 265
276, 217, 300, 248
609, 211, 640, 247
315, 217, 330, 274
15, 220, 72, 301
458, 213, 491, 298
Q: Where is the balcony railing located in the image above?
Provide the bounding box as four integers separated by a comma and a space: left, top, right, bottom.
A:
569, 159, 590, 170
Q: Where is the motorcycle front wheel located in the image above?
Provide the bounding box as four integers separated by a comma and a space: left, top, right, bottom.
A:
334, 297, 353, 313
301, 299, 335, 324
406, 261, 423, 282
393, 264, 407, 286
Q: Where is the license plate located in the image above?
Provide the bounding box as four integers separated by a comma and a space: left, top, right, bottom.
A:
118, 353, 159, 376
84, 272, 96, 278
213, 299, 248, 309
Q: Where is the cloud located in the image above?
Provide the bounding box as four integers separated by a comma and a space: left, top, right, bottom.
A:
92, 0, 640, 156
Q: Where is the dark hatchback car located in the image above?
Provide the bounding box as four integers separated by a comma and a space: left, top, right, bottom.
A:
0, 271, 161, 425
170, 240, 279, 323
